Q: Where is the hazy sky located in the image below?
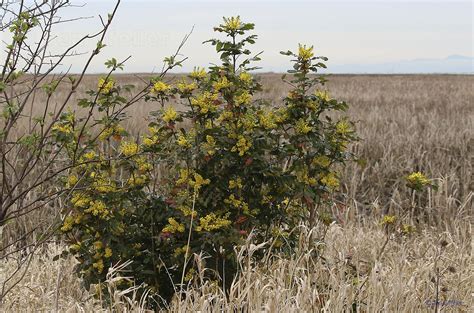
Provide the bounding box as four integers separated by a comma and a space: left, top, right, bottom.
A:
4, 0, 473, 73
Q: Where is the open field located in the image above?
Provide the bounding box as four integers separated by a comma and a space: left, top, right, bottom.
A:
1, 74, 473, 311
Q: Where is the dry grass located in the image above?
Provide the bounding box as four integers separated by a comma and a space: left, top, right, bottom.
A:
2, 219, 472, 311
1, 74, 473, 311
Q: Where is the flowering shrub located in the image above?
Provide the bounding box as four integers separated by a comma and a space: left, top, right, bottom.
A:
58, 16, 357, 305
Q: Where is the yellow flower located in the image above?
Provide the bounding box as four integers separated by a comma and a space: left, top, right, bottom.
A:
196, 213, 232, 232
93, 177, 116, 193
98, 78, 114, 94
177, 168, 189, 185
315, 90, 331, 102
234, 91, 252, 106
401, 224, 415, 235
231, 135, 252, 156
69, 243, 81, 252
151, 80, 170, 94
306, 100, 319, 111
177, 134, 191, 148
162, 217, 185, 233
119, 141, 139, 157
295, 119, 312, 134
191, 92, 219, 114
224, 16, 241, 31
136, 157, 153, 172
142, 135, 158, 147
85, 200, 109, 219
51, 123, 73, 135
321, 172, 340, 190
298, 44, 314, 61
381, 215, 397, 225
229, 178, 243, 189
93, 241, 103, 250
177, 80, 197, 94
406, 172, 430, 189
92, 259, 104, 273
189, 173, 210, 193
313, 155, 331, 168
104, 247, 113, 258
127, 174, 148, 187
71, 192, 91, 208
66, 174, 78, 188
274, 108, 289, 123
258, 111, 277, 129
162, 106, 178, 123
61, 216, 74, 232
296, 168, 317, 186
213, 76, 232, 91
83, 151, 96, 160
174, 245, 190, 257
239, 72, 253, 84
189, 67, 207, 80
204, 135, 217, 155
336, 120, 351, 135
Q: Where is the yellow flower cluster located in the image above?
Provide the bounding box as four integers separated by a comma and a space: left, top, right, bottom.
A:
93, 176, 116, 193
71, 192, 91, 208
381, 215, 397, 225
92, 259, 104, 273
189, 67, 207, 80
174, 245, 190, 257
84, 200, 110, 219
321, 172, 340, 190
66, 174, 79, 188
104, 247, 113, 258
234, 91, 252, 106
143, 126, 160, 147
52, 123, 73, 135
162, 106, 178, 123
83, 151, 97, 160
223, 16, 241, 31
191, 92, 219, 114
406, 172, 430, 187
162, 217, 185, 233
177, 80, 197, 94
296, 168, 317, 186
274, 108, 289, 123
224, 194, 250, 214
204, 135, 216, 156
189, 173, 211, 193
298, 44, 314, 61
119, 141, 139, 157
127, 174, 148, 187
231, 135, 252, 156
177, 129, 195, 148
151, 81, 170, 94
99, 124, 125, 141
313, 155, 331, 168
196, 213, 232, 232
61, 216, 74, 232
228, 177, 243, 189
336, 120, 351, 135
213, 76, 232, 91
239, 72, 252, 85
295, 119, 312, 134
306, 100, 319, 111
315, 90, 331, 102
98, 78, 114, 94
258, 111, 277, 129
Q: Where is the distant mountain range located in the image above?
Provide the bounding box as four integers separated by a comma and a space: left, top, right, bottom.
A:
327, 55, 473, 74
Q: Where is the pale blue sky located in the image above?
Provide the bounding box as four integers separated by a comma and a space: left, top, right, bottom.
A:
5, 0, 473, 73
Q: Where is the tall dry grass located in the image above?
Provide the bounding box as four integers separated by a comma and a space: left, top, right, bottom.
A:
1, 74, 473, 311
